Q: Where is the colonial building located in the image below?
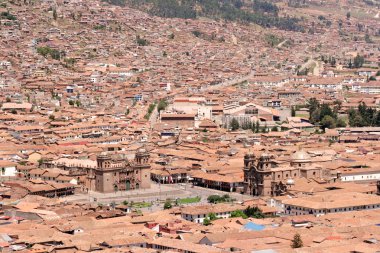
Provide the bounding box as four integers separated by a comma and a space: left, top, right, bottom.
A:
94, 149, 151, 193
243, 150, 331, 197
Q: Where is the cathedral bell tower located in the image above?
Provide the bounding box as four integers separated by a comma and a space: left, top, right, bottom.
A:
133, 148, 151, 189
243, 151, 256, 195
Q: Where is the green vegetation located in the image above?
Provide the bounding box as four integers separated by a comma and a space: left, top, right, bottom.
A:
264, 34, 283, 47
94, 24, 106, 30
348, 102, 380, 127
37, 46, 64, 60
157, 99, 168, 112
307, 98, 346, 129
353, 55, 365, 68
364, 34, 373, 43
230, 210, 248, 218
307, 99, 380, 129
53, 8, 57, 20
144, 102, 156, 119
291, 233, 303, 248
136, 35, 149, 46
252, 0, 278, 15
164, 200, 172, 209
207, 194, 233, 204
63, 58, 76, 68
230, 206, 265, 219
131, 202, 152, 208
124, 0, 303, 32
1, 11, 16, 20
177, 196, 201, 204
231, 118, 240, 130
203, 212, 218, 226
244, 206, 265, 218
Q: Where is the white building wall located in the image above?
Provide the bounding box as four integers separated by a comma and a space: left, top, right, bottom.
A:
341, 173, 380, 182
284, 204, 380, 216
0, 166, 17, 177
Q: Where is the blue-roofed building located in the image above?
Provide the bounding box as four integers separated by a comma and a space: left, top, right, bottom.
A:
243, 221, 265, 231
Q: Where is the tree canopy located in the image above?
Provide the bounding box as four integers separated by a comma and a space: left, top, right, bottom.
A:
118, 0, 304, 32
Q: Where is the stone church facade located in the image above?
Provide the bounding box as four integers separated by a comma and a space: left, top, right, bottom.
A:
94, 149, 151, 193
243, 150, 331, 197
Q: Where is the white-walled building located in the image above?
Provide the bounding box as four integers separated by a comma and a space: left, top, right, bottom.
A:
282, 192, 380, 216
0, 160, 17, 177
181, 203, 245, 224
340, 169, 380, 182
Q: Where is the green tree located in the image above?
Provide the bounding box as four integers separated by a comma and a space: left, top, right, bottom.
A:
157, 99, 168, 112
320, 104, 336, 120
136, 35, 149, 46
291, 233, 303, 248
346, 12, 350, 20
307, 98, 324, 124
207, 195, 222, 204
353, 55, 364, 68
291, 106, 296, 117
244, 206, 264, 218
69, 100, 75, 106
208, 212, 218, 221
321, 115, 336, 129
203, 217, 211, 226
336, 118, 347, 128
255, 121, 260, 133
6, 97, 11, 102
53, 8, 57, 20
230, 210, 248, 219
164, 200, 172, 209
231, 118, 240, 131
364, 34, 372, 43
251, 121, 257, 133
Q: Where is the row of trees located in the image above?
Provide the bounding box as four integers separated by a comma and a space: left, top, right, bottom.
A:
37, 46, 65, 60
321, 55, 365, 68
1, 11, 17, 20
144, 103, 156, 120
307, 98, 346, 129
230, 206, 265, 219
203, 206, 264, 225
348, 102, 380, 127
207, 194, 233, 204
230, 118, 277, 133
125, 0, 303, 32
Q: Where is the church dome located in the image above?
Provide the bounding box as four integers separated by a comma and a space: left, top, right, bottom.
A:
291, 150, 311, 162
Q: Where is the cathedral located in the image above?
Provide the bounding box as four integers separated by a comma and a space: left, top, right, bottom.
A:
94, 148, 151, 193
243, 150, 332, 197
